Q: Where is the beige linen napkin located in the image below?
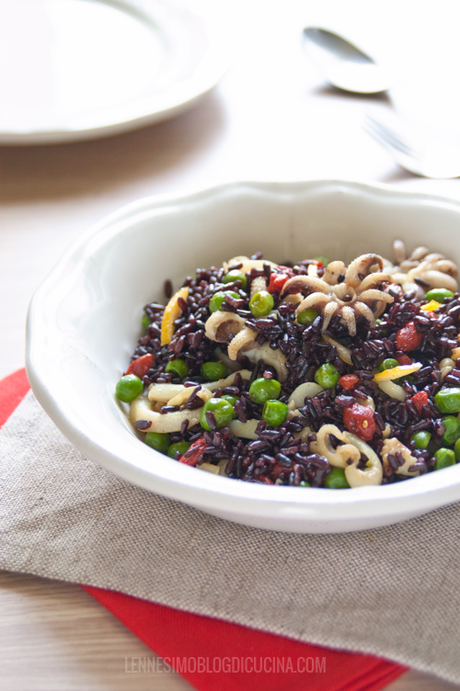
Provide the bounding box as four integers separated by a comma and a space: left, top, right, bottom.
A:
2, 392, 460, 683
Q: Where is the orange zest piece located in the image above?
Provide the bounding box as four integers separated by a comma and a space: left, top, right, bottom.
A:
160, 286, 189, 345
421, 300, 442, 312
373, 362, 422, 383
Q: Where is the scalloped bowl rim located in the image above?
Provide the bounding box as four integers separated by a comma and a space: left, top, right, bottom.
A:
25, 180, 460, 532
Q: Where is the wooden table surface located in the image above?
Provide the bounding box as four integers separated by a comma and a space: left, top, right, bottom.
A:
2, 1, 460, 688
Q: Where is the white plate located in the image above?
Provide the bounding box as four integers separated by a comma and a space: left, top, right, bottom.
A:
0, 0, 228, 144
26, 180, 460, 533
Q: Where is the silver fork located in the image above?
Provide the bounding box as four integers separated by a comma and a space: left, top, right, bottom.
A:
363, 113, 460, 178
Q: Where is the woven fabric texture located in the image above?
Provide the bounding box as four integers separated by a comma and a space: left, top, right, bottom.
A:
1, 393, 459, 683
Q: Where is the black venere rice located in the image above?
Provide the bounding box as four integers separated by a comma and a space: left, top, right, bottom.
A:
122, 247, 460, 489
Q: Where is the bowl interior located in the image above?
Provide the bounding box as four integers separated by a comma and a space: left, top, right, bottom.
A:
26, 181, 460, 530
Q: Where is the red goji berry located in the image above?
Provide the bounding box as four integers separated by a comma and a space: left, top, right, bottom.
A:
179, 437, 207, 466
338, 374, 360, 390
396, 322, 423, 352
343, 403, 376, 442
268, 273, 289, 294
411, 391, 428, 414
125, 353, 155, 378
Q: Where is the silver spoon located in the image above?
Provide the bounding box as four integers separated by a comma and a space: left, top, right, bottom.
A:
302, 27, 393, 94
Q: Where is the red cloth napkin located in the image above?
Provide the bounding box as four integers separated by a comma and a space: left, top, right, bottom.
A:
1, 369, 407, 691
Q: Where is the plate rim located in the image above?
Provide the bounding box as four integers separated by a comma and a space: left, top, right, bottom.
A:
0, 0, 229, 145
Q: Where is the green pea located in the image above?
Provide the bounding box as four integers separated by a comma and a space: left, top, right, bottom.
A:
202, 361, 227, 381
262, 400, 288, 426
324, 467, 350, 489
167, 441, 191, 459
313, 256, 329, 267
455, 438, 460, 462
434, 447, 456, 470
209, 291, 240, 313
442, 416, 460, 446
297, 308, 319, 325
299, 480, 311, 487
200, 398, 234, 431
378, 358, 400, 372
249, 291, 274, 318
221, 394, 238, 406
141, 313, 151, 331
221, 395, 238, 418
165, 358, 189, 379
425, 288, 455, 303
411, 430, 431, 450
222, 270, 247, 289
249, 377, 281, 404
145, 432, 170, 453
314, 363, 339, 390
115, 374, 143, 402
435, 388, 460, 414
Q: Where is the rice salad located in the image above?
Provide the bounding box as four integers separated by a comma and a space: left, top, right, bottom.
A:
115, 241, 460, 490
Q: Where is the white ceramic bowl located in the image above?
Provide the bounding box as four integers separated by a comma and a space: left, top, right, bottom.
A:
26, 180, 460, 533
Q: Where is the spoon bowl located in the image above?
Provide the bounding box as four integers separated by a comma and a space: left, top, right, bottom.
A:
302, 27, 393, 94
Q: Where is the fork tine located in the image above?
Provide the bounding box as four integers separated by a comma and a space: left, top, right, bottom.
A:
364, 115, 416, 158
366, 116, 415, 155
363, 119, 402, 157
363, 113, 460, 178
363, 117, 405, 156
